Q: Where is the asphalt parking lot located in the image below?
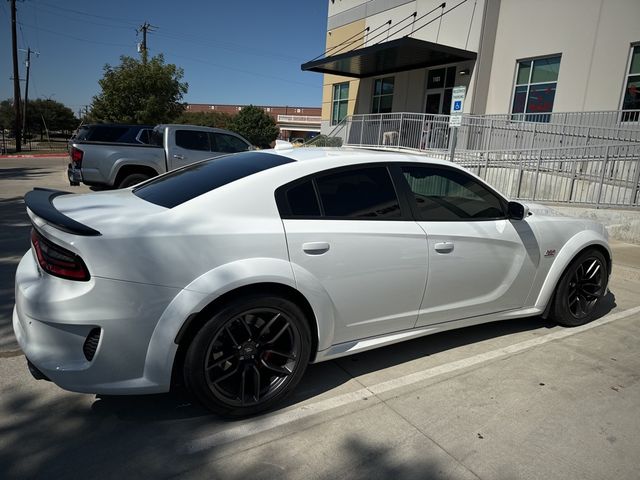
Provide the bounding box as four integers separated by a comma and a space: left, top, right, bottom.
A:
1, 157, 640, 479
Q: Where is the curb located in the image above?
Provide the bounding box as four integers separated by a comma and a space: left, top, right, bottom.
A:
0, 153, 67, 159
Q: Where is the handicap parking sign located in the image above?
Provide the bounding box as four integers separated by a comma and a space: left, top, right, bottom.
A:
453, 100, 462, 111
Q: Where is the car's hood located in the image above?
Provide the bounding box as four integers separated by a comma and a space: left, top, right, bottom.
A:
52, 189, 167, 235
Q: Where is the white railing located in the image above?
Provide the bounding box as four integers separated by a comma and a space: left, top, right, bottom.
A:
277, 115, 322, 124
434, 143, 640, 208
322, 112, 640, 153
302, 111, 640, 208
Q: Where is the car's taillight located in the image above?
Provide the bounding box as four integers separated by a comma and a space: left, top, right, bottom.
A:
71, 147, 83, 168
31, 228, 90, 281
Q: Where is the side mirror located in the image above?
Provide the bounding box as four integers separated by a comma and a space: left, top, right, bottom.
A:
507, 201, 529, 220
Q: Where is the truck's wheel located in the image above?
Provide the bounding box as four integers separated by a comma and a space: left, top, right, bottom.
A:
117, 173, 150, 189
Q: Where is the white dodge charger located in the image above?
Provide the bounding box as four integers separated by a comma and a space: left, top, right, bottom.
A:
13, 147, 610, 416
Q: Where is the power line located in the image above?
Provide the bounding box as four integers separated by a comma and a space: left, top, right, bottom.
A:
159, 49, 318, 89
37, 1, 139, 26
35, 3, 134, 30
31, 0, 41, 52
153, 30, 301, 63
19, 22, 134, 48
18, 19, 27, 48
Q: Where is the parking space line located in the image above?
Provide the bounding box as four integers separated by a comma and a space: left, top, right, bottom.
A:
184, 305, 640, 454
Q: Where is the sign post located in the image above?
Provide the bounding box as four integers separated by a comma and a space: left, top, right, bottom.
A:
448, 86, 466, 162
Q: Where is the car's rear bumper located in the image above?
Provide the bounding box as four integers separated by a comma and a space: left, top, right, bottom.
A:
13, 251, 179, 395
67, 163, 82, 185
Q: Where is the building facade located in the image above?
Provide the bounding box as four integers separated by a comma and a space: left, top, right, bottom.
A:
304, 0, 640, 133
185, 103, 322, 141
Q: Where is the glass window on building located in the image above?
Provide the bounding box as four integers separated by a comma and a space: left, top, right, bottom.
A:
372, 77, 394, 114
331, 82, 349, 125
511, 56, 561, 122
621, 45, 640, 122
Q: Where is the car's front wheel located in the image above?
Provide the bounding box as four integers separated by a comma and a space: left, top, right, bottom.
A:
550, 248, 608, 327
183, 294, 311, 417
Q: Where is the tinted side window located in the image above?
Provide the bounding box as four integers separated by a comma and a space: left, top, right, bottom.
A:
175, 130, 211, 151
137, 129, 153, 144
213, 133, 249, 153
150, 129, 164, 147
287, 181, 320, 217
316, 167, 401, 218
89, 126, 129, 142
134, 152, 294, 208
402, 166, 505, 221
75, 126, 91, 141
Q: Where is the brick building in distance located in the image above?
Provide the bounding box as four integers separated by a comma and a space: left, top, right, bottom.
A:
185, 103, 321, 141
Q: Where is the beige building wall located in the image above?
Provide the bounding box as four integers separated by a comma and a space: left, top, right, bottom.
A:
484, 0, 640, 114
320, 0, 488, 130
320, 19, 366, 129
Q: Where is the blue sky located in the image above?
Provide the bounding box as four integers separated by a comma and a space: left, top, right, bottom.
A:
0, 0, 329, 115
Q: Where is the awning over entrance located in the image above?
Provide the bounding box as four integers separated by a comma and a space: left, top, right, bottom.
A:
301, 37, 477, 78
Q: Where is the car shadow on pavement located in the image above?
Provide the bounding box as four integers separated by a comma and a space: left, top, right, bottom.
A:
0, 166, 56, 180
0, 197, 32, 350
74, 290, 616, 422
0, 382, 460, 479
0, 293, 618, 479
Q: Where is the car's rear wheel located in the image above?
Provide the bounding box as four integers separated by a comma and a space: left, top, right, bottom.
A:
550, 249, 608, 327
183, 294, 311, 417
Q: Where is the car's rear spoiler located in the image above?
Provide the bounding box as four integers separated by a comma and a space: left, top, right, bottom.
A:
24, 188, 101, 236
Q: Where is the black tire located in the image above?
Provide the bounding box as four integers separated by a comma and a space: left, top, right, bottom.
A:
550, 249, 608, 327
183, 294, 311, 417
117, 173, 150, 189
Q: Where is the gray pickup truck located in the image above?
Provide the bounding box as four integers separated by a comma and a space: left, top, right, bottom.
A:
68, 124, 252, 189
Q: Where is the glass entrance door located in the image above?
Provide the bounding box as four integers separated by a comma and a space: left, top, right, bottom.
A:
422, 66, 457, 149
424, 66, 457, 114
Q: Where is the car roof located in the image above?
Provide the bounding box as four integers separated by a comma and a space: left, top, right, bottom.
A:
265, 146, 456, 168
155, 124, 242, 134
81, 124, 154, 128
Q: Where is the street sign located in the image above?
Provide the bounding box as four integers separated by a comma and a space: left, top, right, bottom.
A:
449, 86, 466, 127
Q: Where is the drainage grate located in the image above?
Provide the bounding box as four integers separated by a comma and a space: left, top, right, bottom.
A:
83, 328, 101, 361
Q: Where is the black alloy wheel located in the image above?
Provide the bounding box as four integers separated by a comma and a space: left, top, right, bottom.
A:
184, 295, 311, 417
551, 249, 608, 327
567, 257, 606, 319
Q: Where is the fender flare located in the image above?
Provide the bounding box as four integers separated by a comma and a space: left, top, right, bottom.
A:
534, 230, 611, 310
141, 257, 335, 389
109, 158, 160, 185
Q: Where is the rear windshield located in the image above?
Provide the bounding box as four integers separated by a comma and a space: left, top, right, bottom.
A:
133, 151, 294, 208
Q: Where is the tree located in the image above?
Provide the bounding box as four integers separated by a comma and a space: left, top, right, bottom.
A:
228, 105, 279, 148
26, 99, 78, 135
0, 100, 13, 131
90, 54, 188, 124
1, 98, 77, 138
175, 111, 233, 129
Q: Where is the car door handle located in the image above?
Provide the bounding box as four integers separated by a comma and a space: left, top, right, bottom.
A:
434, 241, 454, 253
302, 242, 330, 255
173, 154, 184, 160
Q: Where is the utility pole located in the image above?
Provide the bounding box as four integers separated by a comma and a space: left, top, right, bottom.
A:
137, 22, 157, 64
21, 47, 37, 143
10, 0, 22, 152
